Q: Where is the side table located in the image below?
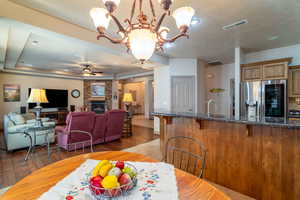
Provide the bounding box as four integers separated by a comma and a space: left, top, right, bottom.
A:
122, 113, 132, 137
23, 125, 56, 161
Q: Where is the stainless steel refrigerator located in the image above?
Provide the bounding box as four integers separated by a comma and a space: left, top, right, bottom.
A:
241, 80, 287, 120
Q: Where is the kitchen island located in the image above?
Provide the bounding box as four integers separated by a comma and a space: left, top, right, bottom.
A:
153, 111, 300, 200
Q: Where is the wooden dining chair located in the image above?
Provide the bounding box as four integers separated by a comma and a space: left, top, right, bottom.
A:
164, 136, 207, 178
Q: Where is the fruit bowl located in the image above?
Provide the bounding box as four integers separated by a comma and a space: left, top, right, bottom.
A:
89, 161, 138, 200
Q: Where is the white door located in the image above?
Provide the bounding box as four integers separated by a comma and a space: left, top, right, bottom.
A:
171, 76, 195, 113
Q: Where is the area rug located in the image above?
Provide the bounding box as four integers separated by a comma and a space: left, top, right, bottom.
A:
123, 139, 161, 161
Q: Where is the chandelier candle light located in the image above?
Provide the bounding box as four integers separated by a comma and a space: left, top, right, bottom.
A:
90, 0, 195, 63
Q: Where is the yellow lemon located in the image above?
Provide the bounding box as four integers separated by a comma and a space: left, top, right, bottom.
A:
92, 160, 110, 177
102, 176, 120, 189
99, 163, 113, 177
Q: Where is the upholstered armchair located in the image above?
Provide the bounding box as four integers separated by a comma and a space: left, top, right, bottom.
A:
104, 110, 126, 142
3, 112, 55, 151
56, 112, 95, 151
92, 114, 106, 144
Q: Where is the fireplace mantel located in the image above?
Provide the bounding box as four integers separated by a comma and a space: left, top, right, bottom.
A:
84, 80, 112, 112
88, 97, 106, 101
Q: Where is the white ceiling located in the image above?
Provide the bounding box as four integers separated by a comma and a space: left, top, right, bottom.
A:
8, 0, 300, 64
0, 17, 165, 78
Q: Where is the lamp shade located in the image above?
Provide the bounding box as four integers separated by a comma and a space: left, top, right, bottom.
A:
172, 7, 195, 29
27, 89, 49, 103
128, 28, 156, 61
122, 93, 134, 103
90, 7, 111, 29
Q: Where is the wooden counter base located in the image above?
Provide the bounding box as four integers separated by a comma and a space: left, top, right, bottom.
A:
158, 116, 300, 200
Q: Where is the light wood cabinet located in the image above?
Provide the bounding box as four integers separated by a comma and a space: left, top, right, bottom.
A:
262, 62, 288, 80
241, 58, 292, 82
241, 65, 262, 81
289, 66, 300, 97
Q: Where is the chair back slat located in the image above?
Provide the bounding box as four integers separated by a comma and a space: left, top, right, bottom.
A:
164, 136, 207, 178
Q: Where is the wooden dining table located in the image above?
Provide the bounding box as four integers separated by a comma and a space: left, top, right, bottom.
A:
1, 151, 231, 200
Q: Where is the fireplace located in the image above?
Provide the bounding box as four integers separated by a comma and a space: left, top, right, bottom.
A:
90, 101, 106, 114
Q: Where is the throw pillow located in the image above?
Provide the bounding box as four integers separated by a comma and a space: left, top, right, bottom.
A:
9, 113, 26, 125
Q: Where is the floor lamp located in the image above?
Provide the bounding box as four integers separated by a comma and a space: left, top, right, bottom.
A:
27, 88, 49, 127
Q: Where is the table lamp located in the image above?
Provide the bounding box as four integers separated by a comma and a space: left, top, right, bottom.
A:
122, 93, 133, 112
27, 88, 49, 127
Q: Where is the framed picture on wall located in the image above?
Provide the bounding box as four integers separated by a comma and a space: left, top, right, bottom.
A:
3, 84, 20, 102
91, 82, 105, 97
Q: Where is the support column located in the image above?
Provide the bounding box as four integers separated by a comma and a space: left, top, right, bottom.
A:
111, 80, 119, 109
234, 47, 244, 119
144, 79, 154, 119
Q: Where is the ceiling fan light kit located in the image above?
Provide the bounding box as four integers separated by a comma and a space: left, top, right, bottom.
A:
90, 0, 195, 63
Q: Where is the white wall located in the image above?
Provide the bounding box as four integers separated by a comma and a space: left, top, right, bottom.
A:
144, 79, 154, 119
153, 58, 204, 133
154, 66, 171, 111
169, 58, 198, 76
0, 73, 84, 129
245, 44, 300, 66
197, 61, 206, 113
205, 63, 235, 116
169, 58, 201, 112
154, 65, 170, 133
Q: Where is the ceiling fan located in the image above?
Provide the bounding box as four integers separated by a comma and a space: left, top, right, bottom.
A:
80, 63, 103, 76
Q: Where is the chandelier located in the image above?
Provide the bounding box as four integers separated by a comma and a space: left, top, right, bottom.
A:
90, 0, 195, 63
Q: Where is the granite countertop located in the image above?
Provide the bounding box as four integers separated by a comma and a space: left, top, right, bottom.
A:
152, 110, 300, 129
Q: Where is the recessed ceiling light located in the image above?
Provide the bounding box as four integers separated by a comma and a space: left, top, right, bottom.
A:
191, 17, 201, 26
164, 43, 175, 48
32, 40, 39, 45
268, 36, 279, 41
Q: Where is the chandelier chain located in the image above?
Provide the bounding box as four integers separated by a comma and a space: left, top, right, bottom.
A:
149, 0, 156, 19
130, 0, 137, 23
139, 0, 143, 14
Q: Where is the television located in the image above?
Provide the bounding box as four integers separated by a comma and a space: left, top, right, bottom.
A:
28, 88, 68, 109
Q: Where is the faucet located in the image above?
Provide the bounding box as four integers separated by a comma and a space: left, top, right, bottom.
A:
207, 99, 215, 116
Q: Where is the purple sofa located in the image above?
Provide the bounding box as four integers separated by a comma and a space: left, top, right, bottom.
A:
56, 110, 126, 151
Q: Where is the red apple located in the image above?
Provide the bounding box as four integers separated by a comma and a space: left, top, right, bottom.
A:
90, 176, 103, 188
115, 161, 125, 170
90, 176, 105, 195
118, 173, 133, 190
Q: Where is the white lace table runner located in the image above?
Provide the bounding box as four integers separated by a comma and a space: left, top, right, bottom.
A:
39, 159, 179, 200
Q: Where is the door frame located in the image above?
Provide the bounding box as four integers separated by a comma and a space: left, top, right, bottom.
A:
171, 76, 196, 113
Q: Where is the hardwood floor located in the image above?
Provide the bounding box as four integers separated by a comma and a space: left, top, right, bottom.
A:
0, 126, 158, 189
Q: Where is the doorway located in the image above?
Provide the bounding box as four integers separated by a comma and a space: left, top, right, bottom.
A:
119, 77, 154, 129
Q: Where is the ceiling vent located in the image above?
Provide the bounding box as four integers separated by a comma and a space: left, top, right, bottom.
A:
222, 19, 248, 30
208, 60, 223, 66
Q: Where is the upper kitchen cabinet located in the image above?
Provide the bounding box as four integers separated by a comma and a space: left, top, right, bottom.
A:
241, 65, 262, 81
241, 57, 292, 82
289, 66, 300, 97
262, 62, 288, 80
